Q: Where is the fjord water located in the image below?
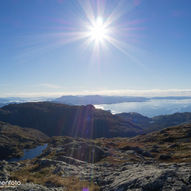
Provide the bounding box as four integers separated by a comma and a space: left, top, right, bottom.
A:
95, 99, 191, 117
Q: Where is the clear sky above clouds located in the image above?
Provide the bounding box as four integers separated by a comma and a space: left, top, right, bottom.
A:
0, 0, 191, 97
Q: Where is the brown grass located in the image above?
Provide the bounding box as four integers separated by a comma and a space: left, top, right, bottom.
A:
10, 163, 100, 191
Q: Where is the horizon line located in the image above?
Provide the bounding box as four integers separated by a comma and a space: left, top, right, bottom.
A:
1, 88, 191, 98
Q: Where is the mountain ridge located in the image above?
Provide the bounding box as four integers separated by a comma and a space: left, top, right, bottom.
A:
1, 102, 191, 139
0, 102, 142, 138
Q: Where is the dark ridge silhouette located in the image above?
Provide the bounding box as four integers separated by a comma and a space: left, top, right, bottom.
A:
0, 102, 141, 138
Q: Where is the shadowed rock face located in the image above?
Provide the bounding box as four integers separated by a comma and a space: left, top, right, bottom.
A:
60, 142, 107, 163
47, 137, 108, 163
0, 102, 141, 138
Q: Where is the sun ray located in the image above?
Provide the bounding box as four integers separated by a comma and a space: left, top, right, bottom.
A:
19, 0, 145, 66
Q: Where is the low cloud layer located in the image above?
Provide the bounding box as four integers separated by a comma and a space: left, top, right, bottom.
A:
1, 89, 191, 98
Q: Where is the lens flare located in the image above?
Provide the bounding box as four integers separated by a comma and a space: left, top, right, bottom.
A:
82, 188, 89, 191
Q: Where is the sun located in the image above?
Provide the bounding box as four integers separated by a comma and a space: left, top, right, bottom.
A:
86, 17, 110, 44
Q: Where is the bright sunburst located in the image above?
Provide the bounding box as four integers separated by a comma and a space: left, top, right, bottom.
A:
23, 0, 142, 62
86, 17, 109, 44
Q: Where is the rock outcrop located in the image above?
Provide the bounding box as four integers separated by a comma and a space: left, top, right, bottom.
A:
1, 124, 191, 190
2, 160, 191, 191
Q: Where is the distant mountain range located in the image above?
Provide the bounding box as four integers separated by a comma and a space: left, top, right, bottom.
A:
1, 95, 191, 108
0, 95, 191, 107
53, 95, 149, 105
54, 95, 191, 105
1, 102, 191, 138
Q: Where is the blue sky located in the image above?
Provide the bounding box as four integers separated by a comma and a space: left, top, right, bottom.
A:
0, 0, 191, 97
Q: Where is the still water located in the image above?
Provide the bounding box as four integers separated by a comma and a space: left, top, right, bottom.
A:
8, 144, 48, 162
95, 99, 191, 117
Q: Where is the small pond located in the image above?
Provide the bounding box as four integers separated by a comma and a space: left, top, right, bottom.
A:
8, 144, 48, 162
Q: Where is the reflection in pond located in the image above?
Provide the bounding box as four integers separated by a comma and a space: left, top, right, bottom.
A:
8, 144, 48, 162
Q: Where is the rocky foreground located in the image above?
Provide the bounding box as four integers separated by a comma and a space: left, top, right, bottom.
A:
1, 122, 191, 191
1, 159, 191, 191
